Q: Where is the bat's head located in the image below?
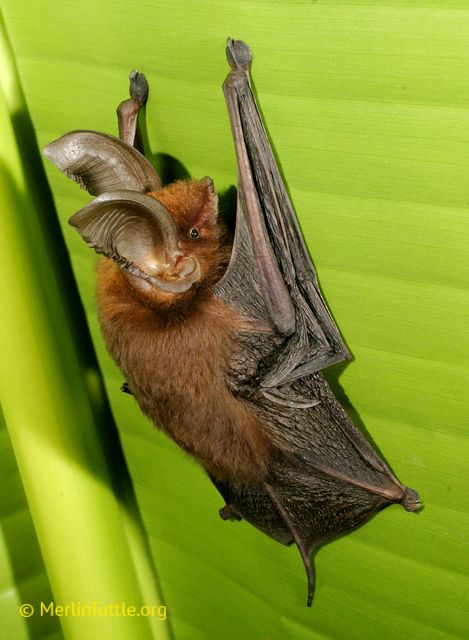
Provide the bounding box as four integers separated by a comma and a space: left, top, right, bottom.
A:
44, 131, 228, 306
147, 176, 228, 290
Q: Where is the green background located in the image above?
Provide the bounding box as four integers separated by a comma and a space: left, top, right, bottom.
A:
1, 1, 468, 639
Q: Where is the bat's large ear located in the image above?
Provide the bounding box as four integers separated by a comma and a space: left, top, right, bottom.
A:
69, 191, 200, 293
44, 131, 162, 196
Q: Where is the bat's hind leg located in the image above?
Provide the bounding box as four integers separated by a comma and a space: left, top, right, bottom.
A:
264, 483, 316, 606
117, 70, 149, 153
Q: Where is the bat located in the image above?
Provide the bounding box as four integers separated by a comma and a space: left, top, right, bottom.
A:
44, 39, 420, 605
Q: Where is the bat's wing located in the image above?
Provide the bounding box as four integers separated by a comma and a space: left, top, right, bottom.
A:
213, 40, 419, 606
214, 39, 350, 392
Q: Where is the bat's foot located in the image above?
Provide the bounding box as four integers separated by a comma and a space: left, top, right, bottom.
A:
121, 381, 132, 395
128, 70, 149, 105
219, 504, 242, 521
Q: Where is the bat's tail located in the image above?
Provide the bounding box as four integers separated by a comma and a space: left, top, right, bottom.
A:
264, 483, 316, 606
212, 463, 420, 605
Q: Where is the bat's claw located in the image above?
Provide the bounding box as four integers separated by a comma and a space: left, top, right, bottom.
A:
121, 381, 133, 395
129, 70, 149, 105
219, 504, 242, 521
402, 487, 421, 512
226, 38, 252, 73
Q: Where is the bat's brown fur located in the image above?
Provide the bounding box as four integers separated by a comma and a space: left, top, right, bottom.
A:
97, 179, 270, 482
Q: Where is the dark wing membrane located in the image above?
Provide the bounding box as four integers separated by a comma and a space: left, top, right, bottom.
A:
214, 40, 350, 388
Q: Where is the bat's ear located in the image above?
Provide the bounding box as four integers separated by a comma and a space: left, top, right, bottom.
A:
69, 190, 201, 294
44, 131, 162, 196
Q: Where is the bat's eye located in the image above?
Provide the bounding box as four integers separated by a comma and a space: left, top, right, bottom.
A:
189, 227, 200, 239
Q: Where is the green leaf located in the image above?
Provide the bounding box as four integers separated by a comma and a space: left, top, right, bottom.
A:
0, 11, 168, 640
0, 406, 63, 640
1, 2, 468, 639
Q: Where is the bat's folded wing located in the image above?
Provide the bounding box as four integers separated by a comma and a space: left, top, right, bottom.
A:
213, 42, 419, 606
214, 39, 350, 391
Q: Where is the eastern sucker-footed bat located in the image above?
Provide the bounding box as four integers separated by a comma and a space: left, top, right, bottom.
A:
44, 40, 420, 605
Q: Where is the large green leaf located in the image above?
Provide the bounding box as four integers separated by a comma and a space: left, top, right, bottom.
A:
0, 12, 167, 640
0, 406, 63, 640
2, 1, 468, 639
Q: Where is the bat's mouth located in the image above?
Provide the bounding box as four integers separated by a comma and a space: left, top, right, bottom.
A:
137, 253, 201, 294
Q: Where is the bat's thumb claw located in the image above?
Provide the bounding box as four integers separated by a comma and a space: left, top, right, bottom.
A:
226, 38, 252, 72
128, 70, 149, 104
